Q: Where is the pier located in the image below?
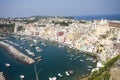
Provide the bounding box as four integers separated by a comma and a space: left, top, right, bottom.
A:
0, 41, 35, 64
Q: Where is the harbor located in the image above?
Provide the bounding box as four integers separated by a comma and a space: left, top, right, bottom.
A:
0, 35, 96, 80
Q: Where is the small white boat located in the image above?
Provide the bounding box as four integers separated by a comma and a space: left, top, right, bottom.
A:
70, 58, 72, 60
87, 69, 91, 71
30, 44, 34, 47
65, 71, 70, 76
92, 59, 97, 63
41, 42, 47, 47
58, 73, 63, 77
80, 59, 84, 62
5, 63, 10, 67
67, 50, 70, 52
68, 70, 74, 74
25, 49, 35, 56
87, 66, 93, 69
49, 77, 57, 80
35, 47, 43, 52
20, 75, 25, 79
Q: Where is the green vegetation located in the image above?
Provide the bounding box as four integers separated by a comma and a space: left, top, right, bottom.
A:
88, 55, 120, 80
99, 34, 108, 39
52, 21, 72, 26
38, 25, 46, 27
0, 23, 15, 33
17, 26, 24, 31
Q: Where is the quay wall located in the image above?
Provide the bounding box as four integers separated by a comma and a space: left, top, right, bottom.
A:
0, 41, 35, 64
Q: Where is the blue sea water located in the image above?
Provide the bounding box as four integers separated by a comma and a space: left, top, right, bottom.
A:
0, 35, 96, 80
74, 14, 120, 20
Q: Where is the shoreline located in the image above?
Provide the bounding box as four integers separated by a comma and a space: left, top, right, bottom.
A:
0, 41, 35, 64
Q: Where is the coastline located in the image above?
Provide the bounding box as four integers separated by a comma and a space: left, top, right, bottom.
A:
0, 41, 35, 64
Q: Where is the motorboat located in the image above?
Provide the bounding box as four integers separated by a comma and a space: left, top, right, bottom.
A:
5, 63, 10, 67
25, 49, 35, 56
68, 70, 74, 74
35, 47, 43, 52
20, 75, 25, 79
65, 71, 70, 76
58, 73, 63, 77
49, 77, 57, 80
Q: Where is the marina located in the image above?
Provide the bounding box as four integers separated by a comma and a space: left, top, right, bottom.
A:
0, 35, 96, 80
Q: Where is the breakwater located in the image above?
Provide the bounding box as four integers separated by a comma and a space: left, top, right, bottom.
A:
0, 41, 35, 64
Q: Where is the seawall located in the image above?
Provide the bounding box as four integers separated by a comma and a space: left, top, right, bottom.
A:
0, 41, 35, 64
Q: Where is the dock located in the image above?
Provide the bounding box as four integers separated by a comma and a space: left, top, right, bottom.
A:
0, 41, 35, 64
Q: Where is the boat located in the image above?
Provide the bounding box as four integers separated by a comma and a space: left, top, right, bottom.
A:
87, 66, 93, 68
36, 58, 42, 62
87, 69, 91, 71
67, 50, 70, 52
92, 59, 97, 63
49, 77, 57, 80
25, 49, 35, 56
35, 56, 42, 61
70, 58, 72, 60
80, 59, 84, 62
68, 70, 74, 74
35, 56, 41, 60
41, 42, 47, 47
30, 44, 34, 47
5, 63, 10, 67
35, 47, 43, 52
65, 71, 70, 76
58, 73, 63, 77
20, 75, 25, 79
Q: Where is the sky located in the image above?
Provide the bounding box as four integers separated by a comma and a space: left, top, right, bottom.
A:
0, 0, 120, 17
